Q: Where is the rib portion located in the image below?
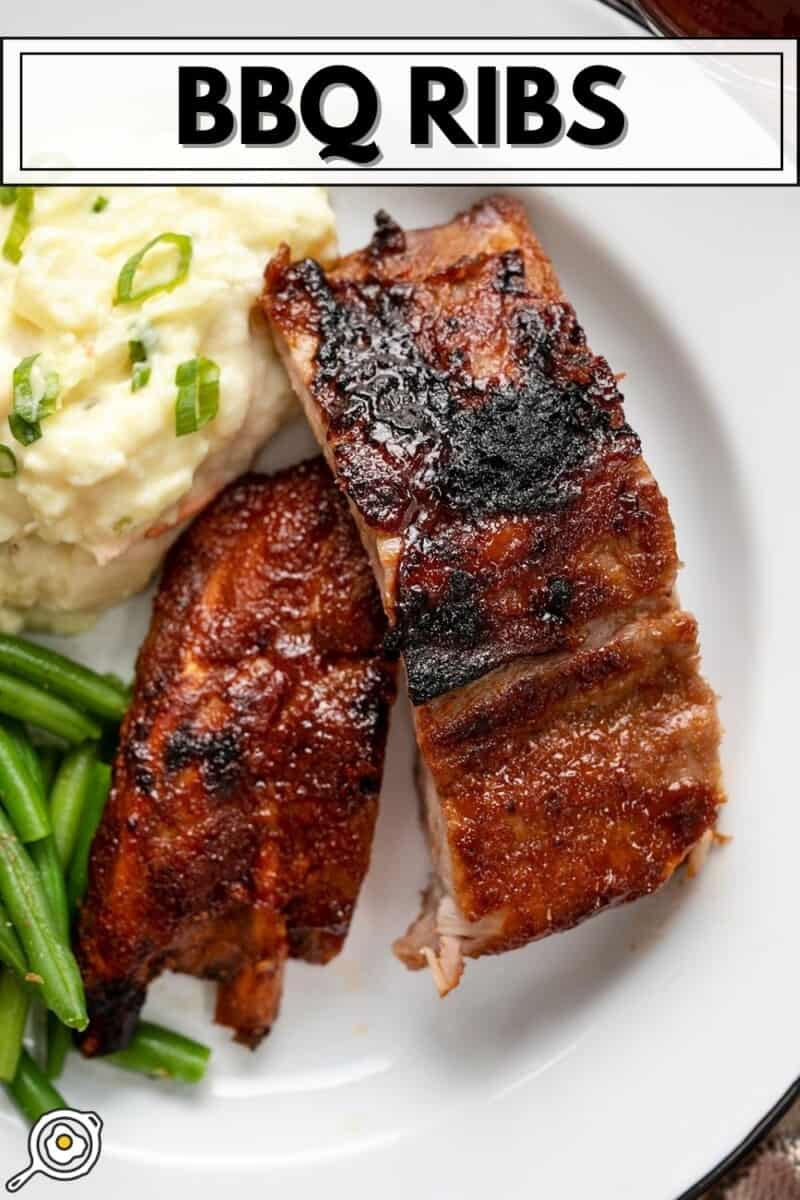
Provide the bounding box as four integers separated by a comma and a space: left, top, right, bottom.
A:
262, 195, 725, 992
263, 198, 676, 706
77, 460, 396, 1053
395, 606, 721, 990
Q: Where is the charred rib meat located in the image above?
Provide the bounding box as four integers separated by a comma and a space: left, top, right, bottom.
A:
263, 195, 724, 993
77, 460, 396, 1053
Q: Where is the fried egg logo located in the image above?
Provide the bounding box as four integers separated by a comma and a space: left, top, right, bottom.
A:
5, 1109, 102, 1192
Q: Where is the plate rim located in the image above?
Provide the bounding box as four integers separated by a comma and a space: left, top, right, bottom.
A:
587, 10, 800, 1197
677, 1078, 800, 1198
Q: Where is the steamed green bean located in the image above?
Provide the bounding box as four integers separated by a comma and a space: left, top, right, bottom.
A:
0, 723, 50, 843
6, 721, 45, 799
50, 745, 96, 868
37, 746, 60, 796
107, 1021, 210, 1084
0, 808, 86, 1030
0, 970, 29, 1083
30, 838, 69, 943
0, 674, 101, 744
0, 903, 26, 977
45, 1012, 71, 1082
5, 1049, 65, 1122
66, 762, 111, 913
0, 636, 128, 723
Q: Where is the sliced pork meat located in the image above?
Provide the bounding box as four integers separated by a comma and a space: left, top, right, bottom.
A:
77, 460, 396, 1053
262, 195, 725, 993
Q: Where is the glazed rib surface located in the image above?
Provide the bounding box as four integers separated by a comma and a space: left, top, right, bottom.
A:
77, 460, 396, 1053
263, 197, 724, 991
264, 197, 676, 705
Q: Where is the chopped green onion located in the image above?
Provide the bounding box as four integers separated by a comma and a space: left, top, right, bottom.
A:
0, 446, 17, 479
91, 195, 109, 213
2, 187, 34, 265
9, 355, 59, 447
175, 357, 220, 437
128, 320, 157, 392
114, 233, 192, 306
131, 363, 151, 392
128, 320, 157, 362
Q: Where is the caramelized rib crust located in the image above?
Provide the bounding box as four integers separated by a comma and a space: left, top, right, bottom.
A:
77, 460, 396, 1054
411, 606, 722, 954
264, 197, 677, 705
263, 197, 724, 986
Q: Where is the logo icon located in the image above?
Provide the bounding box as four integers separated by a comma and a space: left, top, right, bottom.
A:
5, 1108, 102, 1192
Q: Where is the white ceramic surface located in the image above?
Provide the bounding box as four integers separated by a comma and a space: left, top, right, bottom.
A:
1, 180, 797, 1200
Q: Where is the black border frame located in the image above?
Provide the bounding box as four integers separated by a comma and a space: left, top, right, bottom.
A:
1, 36, 796, 184
0, 25, 799, 1200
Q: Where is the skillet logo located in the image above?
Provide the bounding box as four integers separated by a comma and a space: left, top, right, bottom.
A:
5, 1109, 103, 1192
178, 63, 627, 165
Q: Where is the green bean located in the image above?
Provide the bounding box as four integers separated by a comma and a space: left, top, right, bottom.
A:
0, 969, 29, 1082
0, 674, 101, 744
45, 1012, 71, 1081
102, 672, 131, 701
0, 636, 128, 723
0, 808, 86, 1030
107, 1021, 210, 1083
5, 1049, 65, 1122
37, 746, 60, 796
0, 722, 50, 843
29, 838, 69, 942
46, 763, 111, 1080
50, 745, 96, 868
67, 762, 111, 913
8, 734, 66, 941
6, 721, 45, 798
0, 902, 27, 976
14, 731, 68, 941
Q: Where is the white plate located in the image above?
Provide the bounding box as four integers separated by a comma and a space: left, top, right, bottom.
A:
2, 13, 800, 1200
2, 182, 797, 1200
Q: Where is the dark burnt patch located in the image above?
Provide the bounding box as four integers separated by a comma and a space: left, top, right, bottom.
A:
271, 224, 654, 704
404, 641, 500, 707
291, 257, 635, 533
402, 571, 483, 651
369, 210, 407, 259
394, 572, 493, 704
544, 577, 572, 621
80, 978, 146, 1056
164, 725, 242, 795
494, 249, 526, 294
440, 379, 629, 516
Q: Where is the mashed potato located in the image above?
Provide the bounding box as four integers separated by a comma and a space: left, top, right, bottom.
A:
0, 186, 337, 631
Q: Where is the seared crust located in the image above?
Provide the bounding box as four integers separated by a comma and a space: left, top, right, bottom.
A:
264, 196, 677, 704
77, 460, 395, 1054
265, 197, 725, 984
413, 605, 722, 951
